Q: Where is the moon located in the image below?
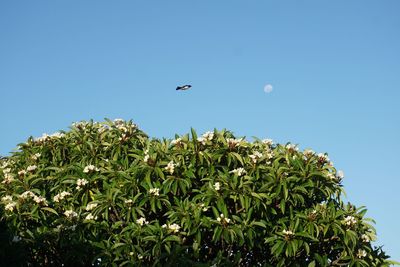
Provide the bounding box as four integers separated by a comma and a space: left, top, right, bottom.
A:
264, 84, 273, 93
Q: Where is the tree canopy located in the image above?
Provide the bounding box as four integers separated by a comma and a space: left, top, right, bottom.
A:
0, 119, 395, 266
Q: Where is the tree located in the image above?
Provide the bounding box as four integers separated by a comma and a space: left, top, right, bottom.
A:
0, 119, 396, 266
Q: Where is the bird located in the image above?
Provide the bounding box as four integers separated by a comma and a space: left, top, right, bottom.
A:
176, 85, 192, 91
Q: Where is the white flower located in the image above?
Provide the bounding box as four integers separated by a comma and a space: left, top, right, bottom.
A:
2, 168, 11, 174
356, 249, 367, 258
343, 215, 357, 227
85, 213, 96, 221
361, 234, 370, 243
326, 173, 336, 180
171, 138, 182, 146
18, 170, 27, 176
124, 199, 134, 205
337, 170, 344, 179
5, 202, 16, 212
213, 182, 221, 191
19, 191, 36, 199
85, 203, 98, 211
137, 254, 143, 260
136, 217, 149, 226
83, 165, 99, 173
50, 132, 65, 139
149, 188, 160, 196
26, 165, 37, 172
76, 178, 89, 189
34, 133, 50, 143
286, 144, 298, 151
143, 154, 150, 163
317, 153, 330, 163
33, 195, 48, 206
31, 153, 41, 160
226, 138, 242, 148
53, 191, 71, 202
262, 139, 274, 146
303, 149, 315, 158
64, 210, 78, 218
1, 195, 13, 203
249, 151, 263, 163
282, 229, 294, 237
72, 121, 90, 129
217, 214, 231, 224
165, 161, 176, 175
2, 173, 15, 184
197, 131, 214, 145
167, 223, 181, 233
200, 203, 209, 212
230, 168, 246, 177
114, 118, 124, 125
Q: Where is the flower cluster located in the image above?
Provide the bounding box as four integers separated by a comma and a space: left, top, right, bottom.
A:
303, 149, 315, 159
136, 217, 149, 226
197, 131, 214, 145
226, 138, 242, 149
149, 188, 160, 196
337, 170, 344, 180
213, 182, 221, 191
162, 223, 181, 233
143, 149, 150, 163
1, 195, 13, 203
165, 161, 176, 175
53, 191, 71, 202
249, 151, 263, 163
2, 173, 14, 184
26, 165, 37, 172
356, 249, 367, 258
317, 153, 330, 164
72, 121, 91, 130
200, 203, 208, 212
286, 144, 298, 152
230, 168, 246, 177
361, 234, 370, 243
171, 138, 182, 146
124, 199, 134, 205
343, 215, 357, 227
5, 202, 17, 212
85, 203, 98, 211
76, 178, 89, 190
83, 165, 99, 173
217, 214, 231, 224
34, 132, 65, 143
113, 119, 137, 141
31, 153, 41, 160
85, 213, 97, 221
64, 210, 78, 219
282, 229, 294, 237
1, 195, 17, 212
19, 191, 48, 205
262, 139, 274, 146
18, 170, 27, 176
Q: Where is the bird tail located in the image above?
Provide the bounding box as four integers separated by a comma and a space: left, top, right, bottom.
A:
176, 87, 181, 90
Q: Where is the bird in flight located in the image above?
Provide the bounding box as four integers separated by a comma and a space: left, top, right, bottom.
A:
176, 85, 192, 91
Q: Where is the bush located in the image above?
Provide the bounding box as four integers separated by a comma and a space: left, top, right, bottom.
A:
0, 119, 395, 266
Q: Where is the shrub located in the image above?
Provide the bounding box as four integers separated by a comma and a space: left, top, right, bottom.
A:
0, 119, 395, 266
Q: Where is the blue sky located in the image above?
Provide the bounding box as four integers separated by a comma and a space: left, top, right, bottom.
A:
1, 0, 399, 260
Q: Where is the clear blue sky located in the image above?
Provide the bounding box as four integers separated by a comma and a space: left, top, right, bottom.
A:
1, 0, 399, 261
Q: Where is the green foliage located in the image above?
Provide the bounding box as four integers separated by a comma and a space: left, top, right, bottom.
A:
0, 119, 396, 266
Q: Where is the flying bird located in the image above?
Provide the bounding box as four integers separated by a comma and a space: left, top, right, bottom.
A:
176, 85, 192, 91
